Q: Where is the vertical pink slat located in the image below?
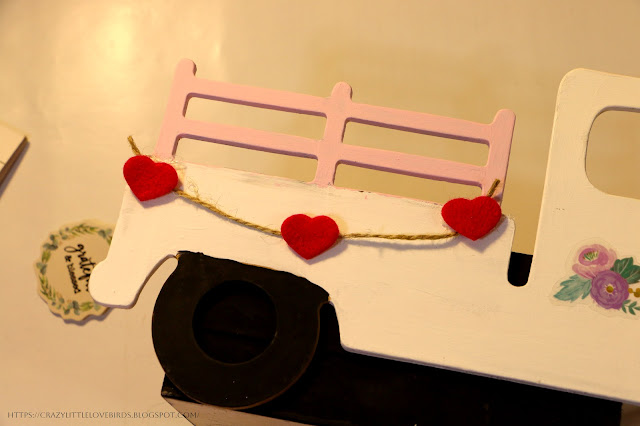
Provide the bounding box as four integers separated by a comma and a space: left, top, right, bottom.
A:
484, 109, 516, 201
314, 82, 353, 185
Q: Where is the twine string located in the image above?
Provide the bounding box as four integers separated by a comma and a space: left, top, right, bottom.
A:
174, 189, 282, 237
487, 178, 500, 199
128, 136, 142, 156
127, 136, 500, 241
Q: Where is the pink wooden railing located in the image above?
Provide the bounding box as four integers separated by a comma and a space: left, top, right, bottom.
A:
155, 59, 515, 201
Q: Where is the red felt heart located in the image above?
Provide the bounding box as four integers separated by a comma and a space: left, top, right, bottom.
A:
281, 214, 340, 260
123, 155, 179, 201
441, 196, 502, 241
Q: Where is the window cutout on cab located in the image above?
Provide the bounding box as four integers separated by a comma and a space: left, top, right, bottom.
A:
587, 110, 640, 201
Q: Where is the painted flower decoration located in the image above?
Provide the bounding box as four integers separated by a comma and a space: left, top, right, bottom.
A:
554, 243, 640, 316
572, 244, 616, 279
590, 270, 629, 309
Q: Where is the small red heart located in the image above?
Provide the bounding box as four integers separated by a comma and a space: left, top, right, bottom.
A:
281, 214, 340, 260
441, 196, 502, 241
123, 155, 179, 201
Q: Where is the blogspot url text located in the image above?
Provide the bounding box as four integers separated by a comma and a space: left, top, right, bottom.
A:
7, 411, 199, 420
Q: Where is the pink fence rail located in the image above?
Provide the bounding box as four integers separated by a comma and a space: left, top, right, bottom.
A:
155, 59, 515, 201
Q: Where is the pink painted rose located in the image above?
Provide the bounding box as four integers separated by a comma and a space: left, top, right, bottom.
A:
572, 244, 616, 279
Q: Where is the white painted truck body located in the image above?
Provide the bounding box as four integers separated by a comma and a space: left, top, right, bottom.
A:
90, 63, 640, 404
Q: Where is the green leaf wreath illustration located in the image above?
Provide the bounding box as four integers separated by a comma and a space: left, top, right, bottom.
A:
36, 223, 112, 315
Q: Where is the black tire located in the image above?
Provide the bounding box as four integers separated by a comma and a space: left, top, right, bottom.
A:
152, 252, 329, 409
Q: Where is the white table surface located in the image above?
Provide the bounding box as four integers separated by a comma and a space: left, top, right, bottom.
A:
1, 1, 639, 424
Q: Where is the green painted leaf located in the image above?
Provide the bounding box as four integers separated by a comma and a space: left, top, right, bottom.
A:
631, 308, 636, 316
581, 283, 591, 299
630, 301, 637, 309
622, 304, 627, 313
624, 265, 640, 284
554, 275, 592, 302
610, 257, 640, 283
613, 258, 633, 275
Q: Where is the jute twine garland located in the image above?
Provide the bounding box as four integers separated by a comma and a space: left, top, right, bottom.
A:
127, 136, 500, 241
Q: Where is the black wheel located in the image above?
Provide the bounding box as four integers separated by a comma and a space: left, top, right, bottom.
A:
152, 252, 329, 409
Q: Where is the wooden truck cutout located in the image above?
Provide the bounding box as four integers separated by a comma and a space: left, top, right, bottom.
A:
90, 59, 640, 407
